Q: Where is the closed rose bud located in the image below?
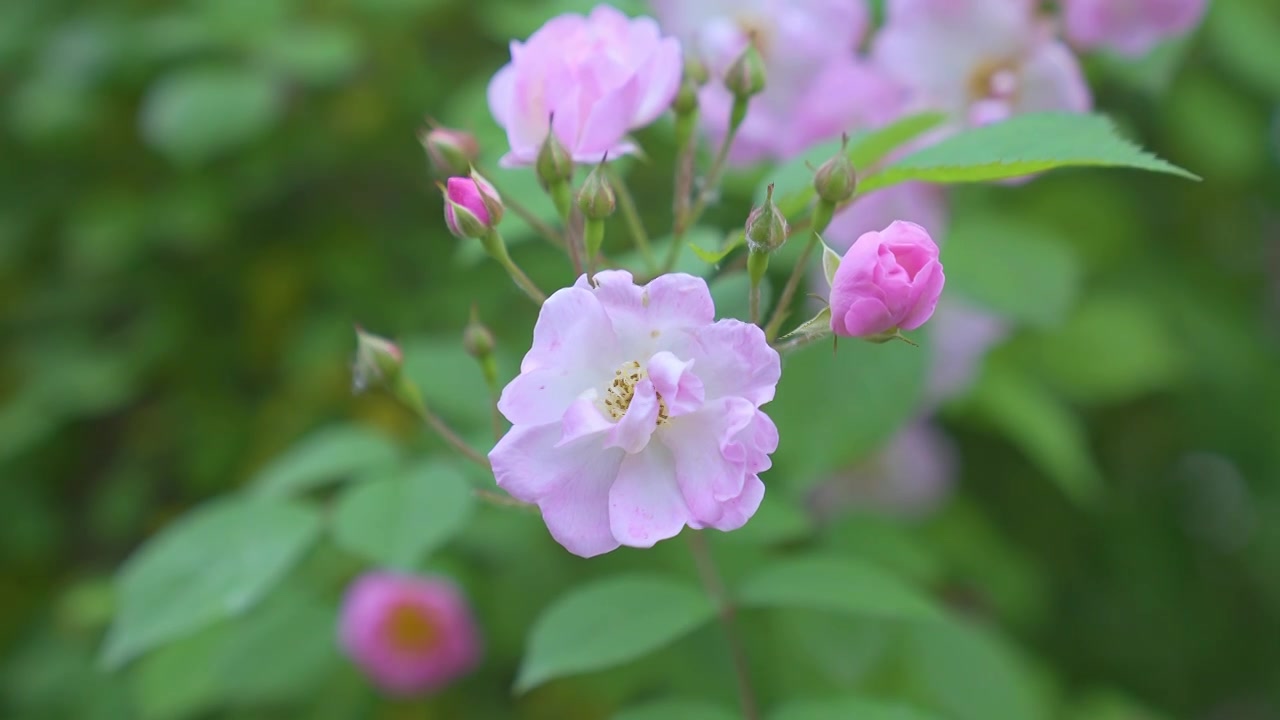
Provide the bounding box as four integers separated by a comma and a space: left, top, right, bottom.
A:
745, 183, 788, 253
814, 136, 857, 205
683, 55, 709, 87
724, 43, 766, 100
577, 161, 616, 220
535, 127, 575, 189
353, 326, 403, 394
338, 572, 481, 696
828, 221, 944, 339
671, 76, 699, 115
420, 125, 479, 178
443, 176, 501, 239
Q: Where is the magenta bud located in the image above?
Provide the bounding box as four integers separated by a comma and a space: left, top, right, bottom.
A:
828, 221, 945, 339
442, 174, 502, 239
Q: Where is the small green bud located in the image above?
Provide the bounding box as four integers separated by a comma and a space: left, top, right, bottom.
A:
813, 134, 858, 204
724, 43, 766, 100
352, 326, 403, 394
744, 183, 788, 253
577, 159, 616, 220
672, 76, 699, 115
684, 55, 709, 86
535, 122, 574, 190
462, 311, 496, 360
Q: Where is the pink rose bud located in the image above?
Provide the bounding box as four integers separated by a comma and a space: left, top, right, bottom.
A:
828, 221, 945, 339
1062, 0, 1207, 57
352, 326, 403, 394
338, 572, 481, 696
442, 174, 501, 239
487, 6, 683, 167
419, 123, 479, 178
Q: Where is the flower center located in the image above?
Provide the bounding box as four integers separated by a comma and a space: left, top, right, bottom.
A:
967, 58, 1020, 102
603, 360, 670, 425
382, 602, 440, 654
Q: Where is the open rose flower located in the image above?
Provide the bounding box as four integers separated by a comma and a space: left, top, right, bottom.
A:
487, 5, 682, 167
338, 572, 481, 696
873, 0, 1091, 129
489, 271, 780, 557
1061, 0, 1207, 57
828, 220, 945, 338
652, 0, 904, 164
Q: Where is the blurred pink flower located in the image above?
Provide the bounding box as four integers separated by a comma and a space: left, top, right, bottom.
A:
652, 0, 905, 164
487, 5, 682, 167
823, 182, 950, 254
338, 573, 481, 696
489, 271, 780, 557
1061, 0, 1207, 57
924, 296, 1010, 406
828, 221, 945, 338
810, 418, 958, 518
873, 0, 1091, 129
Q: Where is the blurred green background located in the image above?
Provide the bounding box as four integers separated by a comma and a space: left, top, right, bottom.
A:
3, 0, 1279, 718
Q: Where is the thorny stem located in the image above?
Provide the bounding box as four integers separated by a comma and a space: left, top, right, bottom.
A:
406, 395, 491, 469
763, 232, 820, 341
608, 165, 655, 271
687, 531, 760, 720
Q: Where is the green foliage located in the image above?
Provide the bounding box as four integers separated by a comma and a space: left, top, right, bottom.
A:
514, 575, 717, 693
614, 699, 740, 720
139, 65, 284, 164
330, 460, 474, 568
736, 556, 941, 622
770, 697, 942, 720
249, 423, 401, 498
904, 619, 1053, 720
859, 113, 1198, 191
102, 498, 324, 668
770, 335, 929, 489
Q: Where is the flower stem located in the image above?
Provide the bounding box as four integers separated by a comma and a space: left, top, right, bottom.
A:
763, 232, 820, 342
482, 230, 547, 305
686, 531, 760, 720
607, 165, 655, 272
664, 97, 748, 273
584, 217, 605, 278
747, 249, 768, 326
474, 168, 566, 250
395, 378, 492, 469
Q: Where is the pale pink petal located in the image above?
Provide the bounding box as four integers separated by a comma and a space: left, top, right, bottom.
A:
632, 36, 683, 125
1015, 40, 1092, 114
604, 379, 660, 453
558, 396, 613, 446
682, 320, 779, 406
497, 366, 589, 426
519, 286, 620, 373
899, 262, 946, 330
608, 443, 690, 547
486, 64, 517, 130
644, 272, 716, 328
646, 351, 705, 417
703, 473, 765, 532
662, 397, 759, 525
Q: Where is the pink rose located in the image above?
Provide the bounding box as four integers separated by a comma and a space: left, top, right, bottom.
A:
873, 0, 1091, 130
828, 220, 945, 338
1061, 0, 1207, 57
338, 572, 481, 695
486, 5, 682, 167
652, 0, 900, 165
489, 271, 780, 557
443, 174, 500, 238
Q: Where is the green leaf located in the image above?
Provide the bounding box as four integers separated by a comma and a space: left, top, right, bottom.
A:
821, 240, 840, 287
770, 337, 929, 488
130, 587, 339, 719
771, 697, 942, 720
1023, 292, 1187, 404
254, 25, 362, 86
761, 113, 947, 217
514, 575, 716, 693
631, 228, 720, 277
737, 556, 941, 622
614, 699, 739, 720
905, 619, 1051, 720
688, 230, 744, 265
962, 359, 1103, 504
858, 113, 1199, 192
139, 65, 283, 164
942, 212, 1082, 327
777, 307, 832, 345
330, 460, 474, 568
249, 424, 400, 499
101, 498, 323, 668
848, 112, 949, 170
